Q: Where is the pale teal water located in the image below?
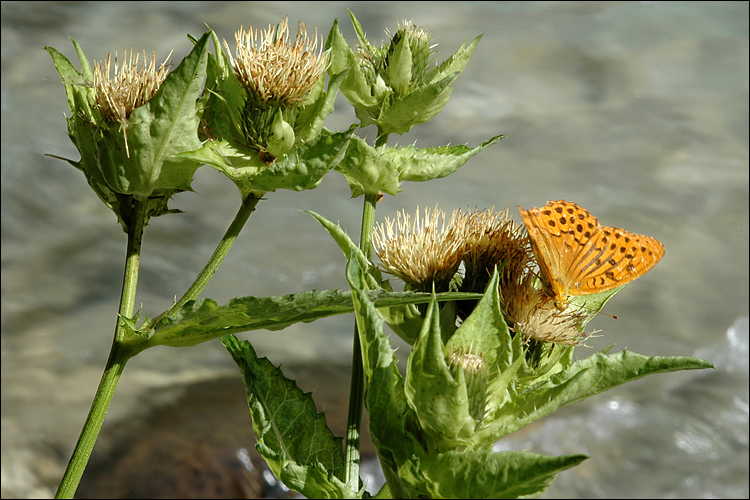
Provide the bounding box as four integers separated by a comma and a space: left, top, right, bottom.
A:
2, 1, 748, 498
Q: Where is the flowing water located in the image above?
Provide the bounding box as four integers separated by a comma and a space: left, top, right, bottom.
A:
1, 1, 748, 498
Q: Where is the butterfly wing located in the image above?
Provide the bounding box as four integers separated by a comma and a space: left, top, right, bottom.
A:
519, 200, 599, 302
568, 227, 665, 294
519, 200, 665, 301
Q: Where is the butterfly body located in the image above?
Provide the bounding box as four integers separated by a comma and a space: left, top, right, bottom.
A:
518, 200, 665, 311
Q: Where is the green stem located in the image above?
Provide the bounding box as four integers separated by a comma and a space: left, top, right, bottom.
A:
55, 197, 148, 499
344, 132, 389, 491
141, 192, 261, 331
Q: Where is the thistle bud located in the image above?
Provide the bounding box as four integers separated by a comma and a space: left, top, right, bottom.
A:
326, 10, 482, 135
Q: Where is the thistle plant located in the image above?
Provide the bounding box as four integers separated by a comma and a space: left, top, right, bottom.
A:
184, 18, 352, 199
45, 11, 712, 500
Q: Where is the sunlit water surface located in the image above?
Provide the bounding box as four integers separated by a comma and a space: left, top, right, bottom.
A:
2, 1, 748, 498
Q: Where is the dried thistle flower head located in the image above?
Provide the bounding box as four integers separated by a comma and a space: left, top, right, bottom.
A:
501, 275, 586, 346
224, 18, 327, 105
373, 205, 467, 291
462, 207, 531, 293
93, 48, 171, 123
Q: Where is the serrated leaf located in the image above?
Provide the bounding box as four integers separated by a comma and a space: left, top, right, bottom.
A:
303, 209, 385, 289
221, 335, 355, 499
325, 18, 379, 110
345, 255, 424, 499
417, 449, 587, 499
383, 32, 412, 94
295, 68, 347, 144
398, 135, 505, 183
479, 350, 714, 442
549, 350, 715, 407
377, 72, 459, 135
180, 127, 353, 196
122, 31, 210, 195
45, 43, 95, 116
335, 135, 504, 197
425, 34, 483, 85
445, 268, 510, 369
134, 288, 481, 350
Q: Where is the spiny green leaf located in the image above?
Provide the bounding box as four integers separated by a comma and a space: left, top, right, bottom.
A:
124, 31, 210, 195
445, 268, 510, 369
135, 288, 481, 350
405, 293, 475, 448
479, 350, 713, 442
418, 449, 587, 499
335, 135, 504, 197
180, 127, 354, 196
346, 255, 425, 499
425, 34, 483, 85
222, 335, 355, 499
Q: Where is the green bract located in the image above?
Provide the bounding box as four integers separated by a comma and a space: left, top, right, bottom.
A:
46, 34, 210, 229
326, 10, 483, 136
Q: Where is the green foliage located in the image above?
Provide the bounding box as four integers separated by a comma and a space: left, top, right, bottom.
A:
326, 10, 484, 136
345, 256, 595, 498
334, 135, 504, 197
222, 335, 356, 499
178, 125, 355, 197
129, 288, 481, 351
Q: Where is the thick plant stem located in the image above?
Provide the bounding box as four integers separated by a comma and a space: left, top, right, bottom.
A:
142, 192, 261, 330
55, 197, 148, 499
344, 132, 388, 491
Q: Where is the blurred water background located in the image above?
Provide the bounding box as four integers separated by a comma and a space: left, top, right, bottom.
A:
1, 1, 748, 498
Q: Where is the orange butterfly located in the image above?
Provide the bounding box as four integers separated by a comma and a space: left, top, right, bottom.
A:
518, 200, 665, 311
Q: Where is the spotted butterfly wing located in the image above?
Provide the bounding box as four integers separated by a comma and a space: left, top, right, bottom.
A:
518, 200, 665, 310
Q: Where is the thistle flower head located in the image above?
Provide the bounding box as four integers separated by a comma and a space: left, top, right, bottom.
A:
501, 275, 586, 346
93, 48, 172, 123
462, 207, 531, 293
224, 18, 327, 106
373, 205, 467, 292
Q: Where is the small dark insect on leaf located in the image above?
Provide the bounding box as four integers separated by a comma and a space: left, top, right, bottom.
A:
258, 149, 276, 166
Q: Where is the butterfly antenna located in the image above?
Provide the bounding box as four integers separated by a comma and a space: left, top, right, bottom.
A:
596, 310, 619, 320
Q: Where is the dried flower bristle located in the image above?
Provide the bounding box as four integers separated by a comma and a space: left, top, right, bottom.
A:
501, 275, 585, 346
224, 18, 327, 105
462, 207, 531, 293
373, 205, 467, 291
93, 48, 171, 123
